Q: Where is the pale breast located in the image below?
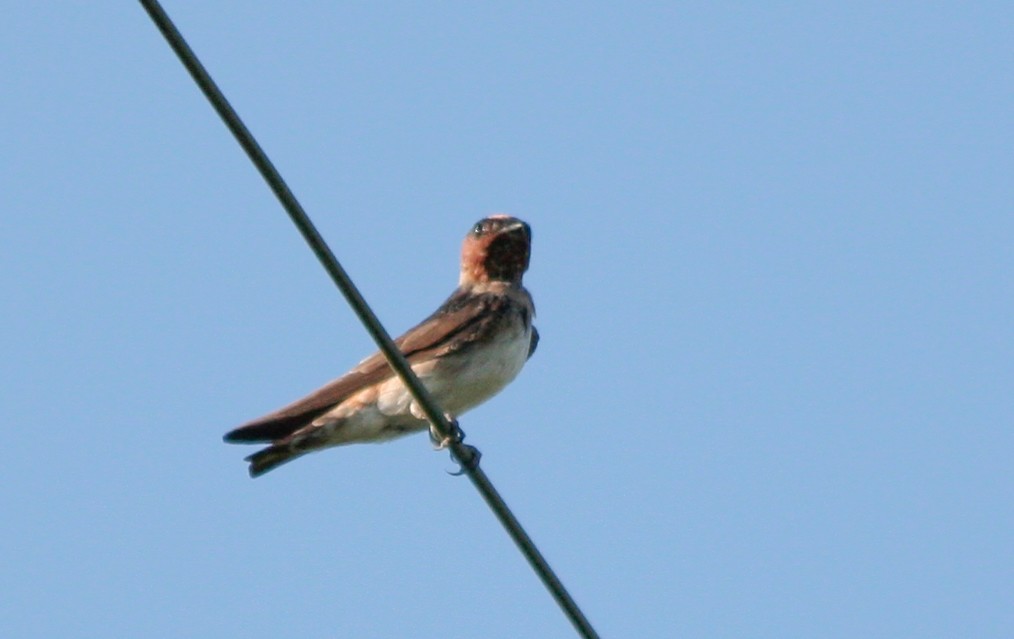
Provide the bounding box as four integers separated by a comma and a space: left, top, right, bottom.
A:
430, 321, 532, 415
369, 288, 534, 422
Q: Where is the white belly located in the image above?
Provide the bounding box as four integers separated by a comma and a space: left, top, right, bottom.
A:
371, 323, 531, 420
437, 324, 532, 415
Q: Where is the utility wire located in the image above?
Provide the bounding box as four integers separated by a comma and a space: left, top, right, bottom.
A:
139, 3, 600, 638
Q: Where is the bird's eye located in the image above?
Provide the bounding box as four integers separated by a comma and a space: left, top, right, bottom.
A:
472, 221, 486, 236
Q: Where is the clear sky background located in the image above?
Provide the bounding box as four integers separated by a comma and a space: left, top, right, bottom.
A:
2, 3, 1011, 638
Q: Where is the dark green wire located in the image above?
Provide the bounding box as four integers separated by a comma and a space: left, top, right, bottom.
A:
139, 3, 601, 638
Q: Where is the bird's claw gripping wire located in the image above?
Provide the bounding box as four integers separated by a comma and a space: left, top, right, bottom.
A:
429, 415, 464, 450
429, 417, 481, 475
448, 443, 482, 475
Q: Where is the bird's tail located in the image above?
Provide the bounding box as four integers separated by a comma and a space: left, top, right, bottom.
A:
245, 444, 305, 478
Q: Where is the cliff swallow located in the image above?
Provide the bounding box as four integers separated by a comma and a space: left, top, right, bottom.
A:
224, 215, 538, 477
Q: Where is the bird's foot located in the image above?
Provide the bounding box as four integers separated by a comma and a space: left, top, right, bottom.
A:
448, 444, 482, 476
430, 415, 464, 450
429, 416, 481, 474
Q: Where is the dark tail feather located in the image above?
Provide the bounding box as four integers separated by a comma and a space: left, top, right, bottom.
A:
224, 414, 316, 444
245, 445, 304, 478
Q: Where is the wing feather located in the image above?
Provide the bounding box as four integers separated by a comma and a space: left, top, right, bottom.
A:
223, 289, 494, 443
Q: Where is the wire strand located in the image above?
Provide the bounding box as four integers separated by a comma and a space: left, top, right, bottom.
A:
138, 3, 600, 637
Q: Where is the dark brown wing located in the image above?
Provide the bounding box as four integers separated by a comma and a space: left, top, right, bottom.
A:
223, 288, 496, 443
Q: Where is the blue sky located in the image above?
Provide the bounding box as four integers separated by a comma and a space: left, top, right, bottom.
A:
2, 3, 1011, 637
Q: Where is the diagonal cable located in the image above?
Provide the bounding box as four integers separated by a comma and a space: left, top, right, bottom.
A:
138, 2, 600, 638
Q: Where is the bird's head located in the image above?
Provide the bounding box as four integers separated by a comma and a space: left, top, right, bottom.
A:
459, 215, 532, 287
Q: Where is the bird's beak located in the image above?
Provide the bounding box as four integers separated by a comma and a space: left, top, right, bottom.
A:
502, 219, 531, 238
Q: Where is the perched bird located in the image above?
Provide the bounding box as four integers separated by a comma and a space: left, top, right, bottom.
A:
224, 215, 538, 477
